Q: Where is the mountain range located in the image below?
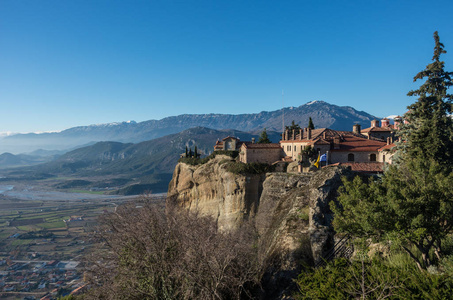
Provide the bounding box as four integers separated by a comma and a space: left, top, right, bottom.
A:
4, 127, 280, 194
0, 101, 377, 154
0, 101, 380, 194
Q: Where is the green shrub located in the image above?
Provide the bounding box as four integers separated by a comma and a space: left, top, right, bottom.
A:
298, 207, 309, 221
178, 150, 239, 166
224, 162, 275, 175
295, 254, 453, 299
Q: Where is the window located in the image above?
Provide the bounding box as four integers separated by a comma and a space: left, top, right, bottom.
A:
383, 155, 386, 161
370, 154, 376, 162
294, 146, 296, 151
348, 153, 354, 162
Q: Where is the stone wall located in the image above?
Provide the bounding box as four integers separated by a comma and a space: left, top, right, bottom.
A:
240, 147, 283, 164
379, 151, 394, 164
330, 151, 380, 163
281, 142, 330, 161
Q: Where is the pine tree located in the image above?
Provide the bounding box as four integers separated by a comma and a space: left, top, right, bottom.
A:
308, 117, 315, 129
185, 146, 189, 157
285, 120, 301, 139
332, 32, 453, 270
257, 128, 271, 144
194, 146, 198, 158
285, 120, 301, 131
399, 31, 453, 167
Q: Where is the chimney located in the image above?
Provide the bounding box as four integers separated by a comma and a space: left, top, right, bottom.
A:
285, 130, 289, 140
371, 119, 379, 127
299, 129, 303, 140
292, 129, 295, 140
307, 128, 312, 140
353, 124, 361, 134
252, 138, 255, 144
381, 118, 390, 127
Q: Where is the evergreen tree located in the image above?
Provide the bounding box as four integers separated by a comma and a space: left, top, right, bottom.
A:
308, 117, 315, 129
285, 120, 301, 139
185, 146, 189, 157
398, 31, 453, 167
285, 120, 301, 131
332, 32, 453, 270
189, 148, 193, 158
194, 145, 198, 158
257, 128, 271, 144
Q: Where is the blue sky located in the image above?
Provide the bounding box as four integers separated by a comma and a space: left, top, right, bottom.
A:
1, 0, 453, 133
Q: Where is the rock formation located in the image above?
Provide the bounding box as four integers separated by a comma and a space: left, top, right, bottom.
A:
167, 155, 352, 298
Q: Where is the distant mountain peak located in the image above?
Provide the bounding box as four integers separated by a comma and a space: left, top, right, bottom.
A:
305, 100, 324, 105
1, 101, 377, 154
89, 120, 137, 127
0, 131, 17, 137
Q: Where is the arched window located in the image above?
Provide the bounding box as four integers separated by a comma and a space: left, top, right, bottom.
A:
348, 153, 355, 162
370, 154, 376, 162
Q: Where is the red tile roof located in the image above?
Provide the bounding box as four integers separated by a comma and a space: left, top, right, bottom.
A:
378, 143, 396, 151
222, 136, 240, 141
280, 128, 386, 152
329, 135, 386, 152
361, 126, 394, 133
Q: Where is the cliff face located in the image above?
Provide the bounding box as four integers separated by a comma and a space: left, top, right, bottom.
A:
167, 155, 351, 297
167, 156, 265, 231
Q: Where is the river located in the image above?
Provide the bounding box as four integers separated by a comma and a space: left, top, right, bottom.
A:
0, 184, 138, 201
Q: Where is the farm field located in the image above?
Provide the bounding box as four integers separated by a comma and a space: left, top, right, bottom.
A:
0, 181, 165, 299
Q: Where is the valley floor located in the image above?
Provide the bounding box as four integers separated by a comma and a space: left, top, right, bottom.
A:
0, 182, 165, 299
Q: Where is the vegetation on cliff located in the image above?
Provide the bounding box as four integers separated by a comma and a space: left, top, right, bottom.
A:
295, 254, 453, 299
178, 150, 275, 175
178, 150, 239, 166
84, 201, 263, 299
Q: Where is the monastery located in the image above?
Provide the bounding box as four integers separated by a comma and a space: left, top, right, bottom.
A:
214, 118, 401, 174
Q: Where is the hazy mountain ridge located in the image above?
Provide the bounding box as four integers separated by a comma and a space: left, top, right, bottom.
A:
6, 127, 280, 193
0, 152, 59, 169
0, 101, 377, 154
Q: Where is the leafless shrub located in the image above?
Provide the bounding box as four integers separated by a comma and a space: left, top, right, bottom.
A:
83, 201, 262, 299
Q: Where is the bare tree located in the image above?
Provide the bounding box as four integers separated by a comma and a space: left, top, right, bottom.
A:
345, 254, 400, 300
83, 201, 262, 300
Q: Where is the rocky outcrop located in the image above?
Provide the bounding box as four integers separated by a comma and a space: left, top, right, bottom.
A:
168, 155, 265, 231
167, 156, 352, 298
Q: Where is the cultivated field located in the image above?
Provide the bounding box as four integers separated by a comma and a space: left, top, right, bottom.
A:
0, 182, 164, 299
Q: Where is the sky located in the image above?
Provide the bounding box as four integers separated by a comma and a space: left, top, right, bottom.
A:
1, 0, 453, 133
